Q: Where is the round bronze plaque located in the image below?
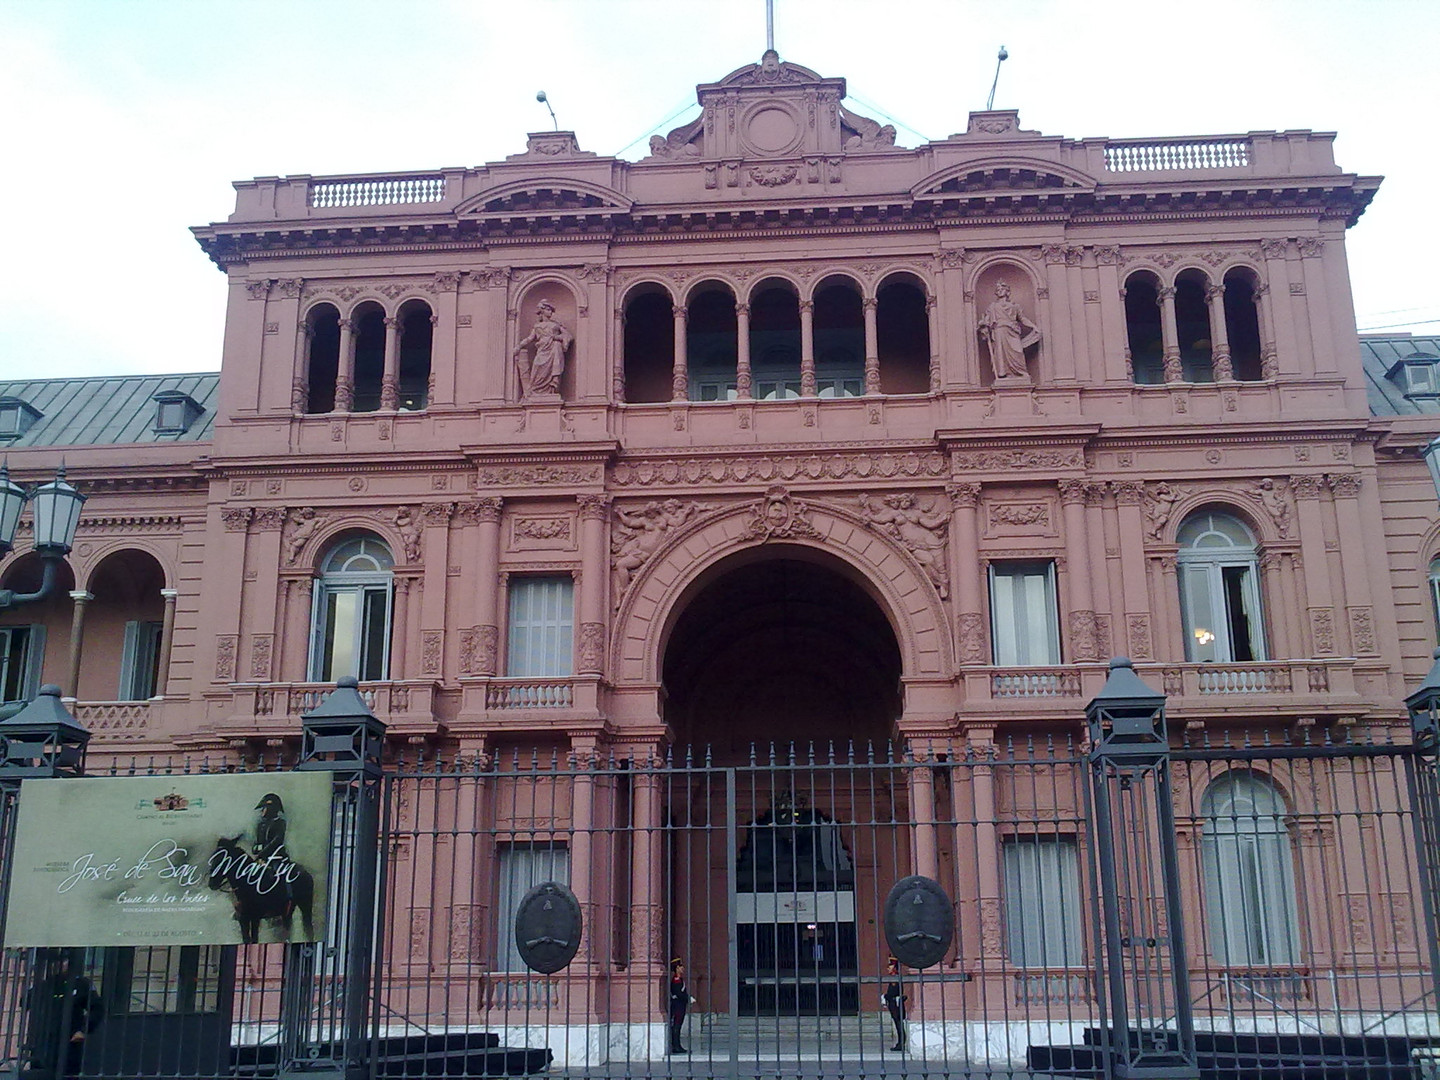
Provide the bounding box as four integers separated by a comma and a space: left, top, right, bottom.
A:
514, 880, 583, 975
882, 875, 954, 970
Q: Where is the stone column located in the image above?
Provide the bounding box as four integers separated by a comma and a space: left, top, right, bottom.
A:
156, 588, 179, 696
799, 299, 817, 396
1059, 480, 1097, 660
926, 295, 941, 393
735, 302, 753, 399
1158, 285, 1182, 383
570, 740, 597, 962
1042, 245, 1076, 380
334, 318, 355, 412
908, 760, 940, 880
380, 316, 400, 409
282, 578, 312, 682
612, 305, 627, 403
1157, 555, 1184, 663
577, 494, 610, 675
1292, 476, 1335, 655
1259, 551, 1293, 659
1329, 473, 1375, 655
967, 728, 1003, 959
390, 578, 411, 679
1254, 282, 1279, 380
1112, 481, 1155, 660
671, 305, 688, 401
65, 591, 92, 699
948, 482, 985, 665
630, 764, 664, 969
1206, 283, 1233, 380
862, 297, 880, 394
473, 497, 504, 676
292, 323, 312, 414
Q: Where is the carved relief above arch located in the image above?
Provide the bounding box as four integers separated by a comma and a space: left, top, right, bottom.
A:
611, 486, 954, 684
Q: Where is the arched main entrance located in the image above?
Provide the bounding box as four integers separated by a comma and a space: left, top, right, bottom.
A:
660, 553, 907, 1021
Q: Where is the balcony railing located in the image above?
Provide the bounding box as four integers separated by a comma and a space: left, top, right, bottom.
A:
71, 700, 152, 739
485, 679, 574, 710
1104, 138, 1250, 172
309, 175, 446, 208
964, 659, 1356, 707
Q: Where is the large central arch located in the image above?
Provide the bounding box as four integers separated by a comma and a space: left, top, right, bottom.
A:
611, 489, 955, 687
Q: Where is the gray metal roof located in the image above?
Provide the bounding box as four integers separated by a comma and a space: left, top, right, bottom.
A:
0, 372, 218, 448
1362, 334, 1440, 417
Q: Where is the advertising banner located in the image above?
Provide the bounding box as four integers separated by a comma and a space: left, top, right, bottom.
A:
3, 771, 333, 947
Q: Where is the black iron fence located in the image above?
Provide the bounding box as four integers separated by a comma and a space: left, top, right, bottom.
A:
0, 729, 1437, 1079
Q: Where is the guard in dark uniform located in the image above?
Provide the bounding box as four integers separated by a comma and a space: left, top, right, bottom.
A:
669, 958, 692, 1054
882, 956, 906, 1051
28, 954, 104, 1078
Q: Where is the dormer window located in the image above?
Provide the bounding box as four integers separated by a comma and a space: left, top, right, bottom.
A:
1387, 352, 1440, 399
152, 391, 203, 435
0, 397, 42, 441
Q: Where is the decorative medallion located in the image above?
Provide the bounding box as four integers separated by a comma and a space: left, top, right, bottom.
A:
514, 881, 583, 974
883, 875, 954, 970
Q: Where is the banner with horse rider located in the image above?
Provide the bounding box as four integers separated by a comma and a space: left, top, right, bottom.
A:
3, 772, 332, 946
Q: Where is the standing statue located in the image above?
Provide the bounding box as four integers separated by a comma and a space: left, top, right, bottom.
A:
978, 280, 1041, 379
513, 300, 573, 398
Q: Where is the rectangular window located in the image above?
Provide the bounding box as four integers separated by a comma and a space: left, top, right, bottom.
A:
1, 624, 45, 703
506, 577, 574, 677
312, 583, 391, 682
495, 843, 570, 971
990, 561, 1060, 665
1003, 836, 1084, 968
1180, 563, 1264, 662
119, 620, 164, 700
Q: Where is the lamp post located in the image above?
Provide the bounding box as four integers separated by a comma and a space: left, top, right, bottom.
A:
1085, 657, 1197, 1080
1404, 649, 1440, 1035
0, 464, 87, 611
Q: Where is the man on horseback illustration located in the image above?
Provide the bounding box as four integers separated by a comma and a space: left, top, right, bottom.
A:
252, 792, 295, 912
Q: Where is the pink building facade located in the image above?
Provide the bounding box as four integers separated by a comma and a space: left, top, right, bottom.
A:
5, 51, 1440, 1069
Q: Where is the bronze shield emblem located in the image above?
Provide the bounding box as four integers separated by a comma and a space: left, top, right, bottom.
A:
882, 875, 954, 969
514, 880, 583, 974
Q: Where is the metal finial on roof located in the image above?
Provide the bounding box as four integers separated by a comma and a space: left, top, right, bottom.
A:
766, 0, 774, 53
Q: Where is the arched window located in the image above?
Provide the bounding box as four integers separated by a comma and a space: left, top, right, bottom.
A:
397, 300, 433, 410
876, 275, 930, 394
1223, 269, 1265, 381
1201, 772, 1299, 966
310, 536, 394, 682
351, 303, 386, 412
304, 305, 341, 414
812, 278, 864, 397
1175, 269, 1213, 382
622, 289, 674, 403
1177, 512, 1265, 662
750, 281, 802, 399
686, 285, 739, 402
1124, 272, 1164, 384
1429, 556, 1440, 644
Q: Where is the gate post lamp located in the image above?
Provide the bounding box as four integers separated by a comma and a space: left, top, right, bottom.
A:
1084, 657, 1198, 1080
0, 684, 89, 780
283, 676, 386, 1080
0, 464, 87, 612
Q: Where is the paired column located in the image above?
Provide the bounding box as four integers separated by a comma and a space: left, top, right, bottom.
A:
380, 316, 400, 409
1059, 480, 1098, 660
671, 306, 688, 401
334, 318, 355, 411
1206, 283, 1233, 380
735, 303, 753, 399
799, 300, 816, 396
65, 590, 92, 699
156, 588, 179, 696
862, 298, 880, 394
473, 498, 504, 676
1158, 286, 1182, 382
577, 495, 610, 674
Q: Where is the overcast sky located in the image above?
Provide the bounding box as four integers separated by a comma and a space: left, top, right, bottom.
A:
3, 0, 1437, 379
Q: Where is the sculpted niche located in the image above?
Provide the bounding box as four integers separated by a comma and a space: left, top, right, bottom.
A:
975, 267, 1042, 382
513, 285, 578, 401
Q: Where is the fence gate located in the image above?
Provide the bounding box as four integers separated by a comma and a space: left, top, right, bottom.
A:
2, 731, 1439, 1079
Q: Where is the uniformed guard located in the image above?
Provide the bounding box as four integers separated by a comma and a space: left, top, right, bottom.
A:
669, 958, 694, 1054
882, 956, 906, 1052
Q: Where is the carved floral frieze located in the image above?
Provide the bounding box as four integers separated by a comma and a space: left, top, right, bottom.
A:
611, 450, 947, 487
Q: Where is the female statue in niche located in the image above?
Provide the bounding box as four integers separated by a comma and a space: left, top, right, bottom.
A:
513, 299, 573, 398
978, 279, 1041, 379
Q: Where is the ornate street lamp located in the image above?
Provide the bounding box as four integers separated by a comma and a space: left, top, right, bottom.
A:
0, 464, 86, 611
1422, 437, 1440, 506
